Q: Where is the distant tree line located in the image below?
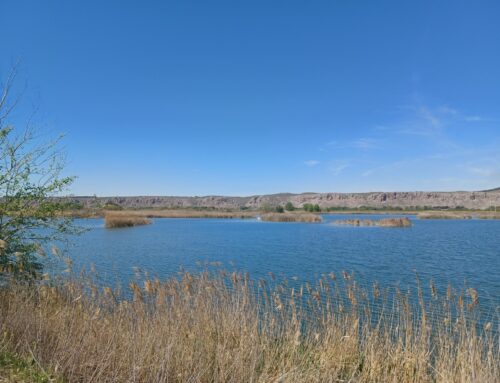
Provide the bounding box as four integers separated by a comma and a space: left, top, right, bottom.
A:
303, 203, 321, 212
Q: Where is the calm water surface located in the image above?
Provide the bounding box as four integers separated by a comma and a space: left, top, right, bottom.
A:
67, 214, 500, 314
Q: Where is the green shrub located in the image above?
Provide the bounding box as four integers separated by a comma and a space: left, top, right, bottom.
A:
260, 203, 274, 213
103, 202, 123, 210
285, 202, 295, 211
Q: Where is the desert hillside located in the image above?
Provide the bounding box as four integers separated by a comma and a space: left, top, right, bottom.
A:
66, 190, 500, 210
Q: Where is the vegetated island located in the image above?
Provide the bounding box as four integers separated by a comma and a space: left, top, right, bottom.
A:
260, 212, 322, 223
104, 212, 152, 228
335, 217, 412, 227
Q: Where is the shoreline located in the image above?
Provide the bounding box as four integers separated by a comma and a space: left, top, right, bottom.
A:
60, 208, 500, 220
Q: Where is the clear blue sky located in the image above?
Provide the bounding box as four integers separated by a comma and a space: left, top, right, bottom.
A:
1, 1, 499, 196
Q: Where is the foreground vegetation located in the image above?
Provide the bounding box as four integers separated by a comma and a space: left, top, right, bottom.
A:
0, 349, 61, 382
0, 269, 498, 382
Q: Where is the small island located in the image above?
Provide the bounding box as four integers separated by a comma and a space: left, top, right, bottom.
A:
104, 212, 152, 228
260, 212, 322, 223
334, 217, 412, 227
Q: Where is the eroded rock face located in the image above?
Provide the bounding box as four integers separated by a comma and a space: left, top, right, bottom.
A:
67, 190, 500, 210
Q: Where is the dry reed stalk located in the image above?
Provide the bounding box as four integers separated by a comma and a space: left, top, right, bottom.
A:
0, 269, 497, 382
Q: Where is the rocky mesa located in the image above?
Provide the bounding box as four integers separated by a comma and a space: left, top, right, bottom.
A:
66, 189, 500, 210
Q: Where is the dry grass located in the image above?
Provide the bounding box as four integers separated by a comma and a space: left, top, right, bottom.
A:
261, 212, 322, 223
104, 213, 152, 228
104, 209, 258, 219
0, 269, 497, 382
418, 211, 500, 220
335, 217, 412, 227
418, 212, 473, 220
58, 209, 102, 218
378, 217, 412, 227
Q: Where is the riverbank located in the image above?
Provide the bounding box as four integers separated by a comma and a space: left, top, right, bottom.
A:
0, 271, 497, 382
60, 207, 500, 221
417, 211, 500, 219
60, 208, 259, 219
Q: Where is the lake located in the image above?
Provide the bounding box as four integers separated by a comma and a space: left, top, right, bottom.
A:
66, 214, 500, 318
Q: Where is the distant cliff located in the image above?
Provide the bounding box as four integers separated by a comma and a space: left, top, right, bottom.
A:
65, 190, 500, 210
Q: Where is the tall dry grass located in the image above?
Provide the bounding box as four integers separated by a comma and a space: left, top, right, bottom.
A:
105, 209, 258, 219
418, 211, 500, 220
0, 268, 498, 382
378, 217, 412, 227
335, 217, 412, 227
104, 213, 152, 228
261, 212, 322, 223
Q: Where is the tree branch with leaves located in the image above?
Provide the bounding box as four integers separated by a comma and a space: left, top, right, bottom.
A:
0, 67, 77, 279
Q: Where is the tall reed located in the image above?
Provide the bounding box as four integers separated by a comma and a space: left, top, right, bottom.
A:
0, 268, 498, 382
104, 213, 152, 228
261, 212, 322, 222
335, 217, 412, 227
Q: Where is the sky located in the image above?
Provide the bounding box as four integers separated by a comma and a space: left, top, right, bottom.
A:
1, 0, 499, 196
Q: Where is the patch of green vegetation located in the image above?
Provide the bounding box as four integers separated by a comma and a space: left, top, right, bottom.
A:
103, 202, 123, 210
275, 205, 284, 213
62, 200, 84, 210
284, 202, 295, 211
303, 203, 321, 212
260, 203, 274, 213
0, 350, 63, 382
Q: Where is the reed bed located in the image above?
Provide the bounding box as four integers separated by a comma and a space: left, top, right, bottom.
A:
105, 209, 258, 219
418, 212, 473, 220
261, 212, 322, 223
0, 268, 498, 382
104, 213, 152, 228
335, 217, 412, 227
379, 217, 412, 227
418, 211, 500, 220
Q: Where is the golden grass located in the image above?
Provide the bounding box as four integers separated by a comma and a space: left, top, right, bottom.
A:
261, 212, 322, 222
418, 211, 500, 219
418, 212, 473, 219
378, 217, 412, 227
104, 213, 152, 228
335, 217, 412, 227
104, 209, 258, 219
0, 269, 497, 382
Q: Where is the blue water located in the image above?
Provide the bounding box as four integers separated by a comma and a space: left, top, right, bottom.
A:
66, 214, 500, 315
